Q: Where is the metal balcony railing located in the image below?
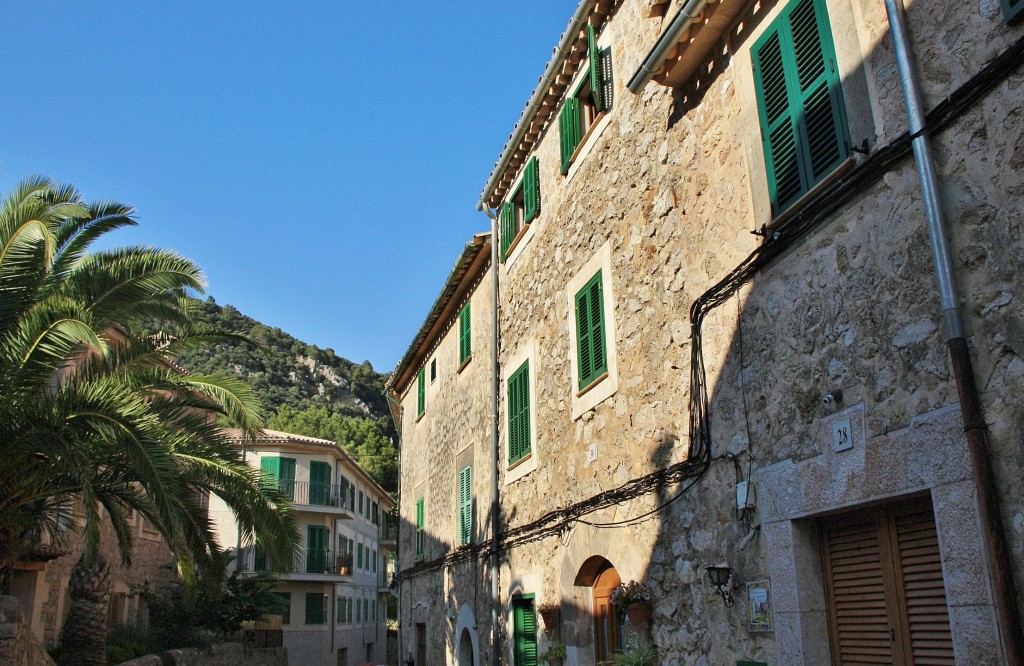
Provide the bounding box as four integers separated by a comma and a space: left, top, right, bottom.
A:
269, 481, 352, 509
240, 547, 354, 576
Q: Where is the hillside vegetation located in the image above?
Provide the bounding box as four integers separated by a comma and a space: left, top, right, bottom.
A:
144, 297, 398, 492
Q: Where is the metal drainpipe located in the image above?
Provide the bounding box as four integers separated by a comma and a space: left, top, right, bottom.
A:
482, 206, 501, 666
626, 0, 710, 93
884, 0, 1024, 661
385, 391, 406, 664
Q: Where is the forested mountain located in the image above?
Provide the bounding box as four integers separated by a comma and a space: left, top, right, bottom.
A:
142, 297, 398, 493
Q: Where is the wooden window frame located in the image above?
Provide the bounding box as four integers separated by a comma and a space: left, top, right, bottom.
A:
559, 24, 610, 174
500, 157, 540, 262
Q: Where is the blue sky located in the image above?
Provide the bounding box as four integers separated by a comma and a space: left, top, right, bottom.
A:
0, 1, 577, 371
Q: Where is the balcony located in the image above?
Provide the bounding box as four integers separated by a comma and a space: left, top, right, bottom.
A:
378, 571, 396, 594
378, 522, 397, 550
239, 547, 354, 580
270, 481, 354, 517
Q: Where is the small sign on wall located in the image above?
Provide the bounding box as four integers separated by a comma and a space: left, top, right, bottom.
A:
747, 580, 773, 632
832, 418, 853, 452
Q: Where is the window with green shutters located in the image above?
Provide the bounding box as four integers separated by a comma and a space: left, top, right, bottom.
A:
459, 301, 472, 365
559, 24, 610, 174
372, 549, 377, 573
260, 456, 296, 500
575, 271, 608, 390
305, 593, 326, 625
309, 460, 331, 506
357, 542, 363, 569
1004, 0, 1024, 21
415, 498, 425, 560
306, 525, 328, 573
512, 596, 538, 666
751, 0, 850, 213
458, 465, 472, 545
507, 361, 531, 465
417, 367, 425, 416
500, 157, 540, 262
272, 592, 291, 625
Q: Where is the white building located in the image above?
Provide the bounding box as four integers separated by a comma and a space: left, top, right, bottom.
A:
210, 429, 396, 666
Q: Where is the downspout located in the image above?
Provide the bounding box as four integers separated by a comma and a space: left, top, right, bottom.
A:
481, 206, 501, 666
627, 0, 710, 93
385, 390, 406, 665
884, 1, 1024, 662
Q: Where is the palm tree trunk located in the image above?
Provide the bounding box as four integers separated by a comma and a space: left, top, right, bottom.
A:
58, 552, 110, 666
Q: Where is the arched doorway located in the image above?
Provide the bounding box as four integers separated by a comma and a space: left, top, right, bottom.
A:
458, 628, 475, 666
575, 556, 622, 662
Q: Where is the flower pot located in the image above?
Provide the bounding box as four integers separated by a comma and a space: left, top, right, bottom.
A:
625, 601, 652, 627
538, 607, 561, 630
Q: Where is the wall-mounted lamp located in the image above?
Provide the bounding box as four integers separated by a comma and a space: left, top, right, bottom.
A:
706, 563, 737, 607
822, 389, 843, 406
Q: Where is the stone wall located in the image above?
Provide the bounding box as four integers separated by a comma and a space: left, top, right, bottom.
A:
487, 0, 1024, 664
397, 261, 495, 666
114, 643, 286, 666
0, 596, 56, 666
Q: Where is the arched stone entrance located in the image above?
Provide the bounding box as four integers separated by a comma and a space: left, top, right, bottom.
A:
453, 603, 479, 666
574, 556, 622, 663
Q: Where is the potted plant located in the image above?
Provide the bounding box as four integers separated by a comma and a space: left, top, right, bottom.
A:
536, 602, 561, 630
607, 645, 657, 666
611, 580, 653, 627
539, 641, 567, 666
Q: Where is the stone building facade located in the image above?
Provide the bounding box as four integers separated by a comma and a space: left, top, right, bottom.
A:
394, 0, 1024, 664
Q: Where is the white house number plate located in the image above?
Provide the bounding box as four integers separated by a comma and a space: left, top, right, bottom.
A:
832, 418, 853, 452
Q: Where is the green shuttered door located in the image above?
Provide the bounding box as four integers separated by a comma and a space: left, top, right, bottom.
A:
513, 598, 538, 666
309, 460, 330, 505
752, 0, 849, 212
307, 525, 328, 573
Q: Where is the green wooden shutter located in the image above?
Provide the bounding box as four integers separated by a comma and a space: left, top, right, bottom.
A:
508, 362, 531, 464
279, 457, 296, 500
260, 456, 280, 489
523, 157, 540, 223
575, 271, 608, 389
752, 0, 848, 212
513, 598, 538, 666
559, 98, 581, 174
415, 498, 425, 559
305, 593, 325, 625
588, 24, 606, 112
459, 301, 472, 364
417, 367, 425, 415
309, 460, 331, 505
307, 525, 328, 573
500, 202, 515, 261
338, 475, 349, 509
1003, 0, 1024, 21
458, 466, 472, 545
357, 542, 363, 569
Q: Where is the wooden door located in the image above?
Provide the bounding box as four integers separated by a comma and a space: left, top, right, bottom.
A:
820, 496, 953, 665
307, 525, 328, 573
593, 566, 621, 662
310, 461, 331, 505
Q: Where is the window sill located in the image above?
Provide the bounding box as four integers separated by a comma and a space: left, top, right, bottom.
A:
504, 224, 532, 261
415, 411, 425, 423
507, 452, 533, 471
457, 356, 472, 374
575, 371, 609, 398
768, 156, 858, 229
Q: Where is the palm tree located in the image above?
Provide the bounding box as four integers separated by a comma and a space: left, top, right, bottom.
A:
0, 176, 299, 665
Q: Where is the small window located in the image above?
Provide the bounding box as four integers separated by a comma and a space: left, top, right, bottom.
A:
417, 367, 426, 416
430, 358, 437, 382
372, 549, 378, 573
458, 465, 473, 545
751, 0, 850, 213
575, 271, 608, 391
507, 361, 531, 465
559, 24, 610, 174
357, 543, 364, 569
1003, 0, 1024, 21
305, 593, 326, 625
272, 592, 291, 625
415, 498, 425, 560
500, 157, 540, 261
459, 301, 472, 365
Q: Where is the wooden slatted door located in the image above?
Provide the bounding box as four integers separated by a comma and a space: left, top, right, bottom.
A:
820, 496, 953, 665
